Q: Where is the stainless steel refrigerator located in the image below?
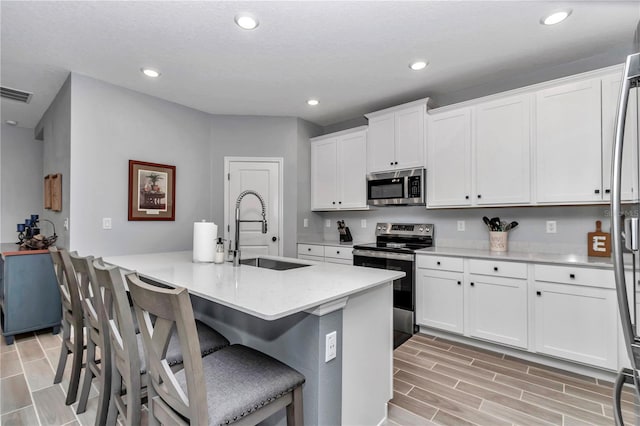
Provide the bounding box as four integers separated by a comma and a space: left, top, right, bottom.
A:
611, 33, 640, 425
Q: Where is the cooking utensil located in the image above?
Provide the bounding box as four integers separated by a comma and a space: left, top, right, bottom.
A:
490, 217, 501, 231
482, 216, 492, 230
508, 221, 518, 231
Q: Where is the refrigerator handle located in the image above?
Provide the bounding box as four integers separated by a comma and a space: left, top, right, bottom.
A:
612, 53, 640, 374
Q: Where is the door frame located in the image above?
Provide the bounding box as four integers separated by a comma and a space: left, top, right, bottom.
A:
223, 157, 284, 256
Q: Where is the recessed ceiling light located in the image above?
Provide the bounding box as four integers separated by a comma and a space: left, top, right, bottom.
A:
409, 61, 428, 71
235, 14, 259, 30
5, 120, 18, 126
141, 68, 161, 78
541, 10, 571, 25
307, 99, 319, 106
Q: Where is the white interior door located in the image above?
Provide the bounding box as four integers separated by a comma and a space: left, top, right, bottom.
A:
225, 158, 282, 258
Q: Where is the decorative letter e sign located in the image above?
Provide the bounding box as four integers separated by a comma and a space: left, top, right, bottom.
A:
587, 220, 611, 257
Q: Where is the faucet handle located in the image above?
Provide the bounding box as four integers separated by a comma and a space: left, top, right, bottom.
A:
262, 221, 268, 234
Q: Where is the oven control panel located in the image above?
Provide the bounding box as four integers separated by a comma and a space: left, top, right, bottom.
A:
375, 223, 433, 237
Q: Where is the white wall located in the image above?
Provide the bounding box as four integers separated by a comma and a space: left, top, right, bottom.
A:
36, 76, 72, 248
69, 74, 212, 256
318, 204, 614, 255
0, 124, 44, 242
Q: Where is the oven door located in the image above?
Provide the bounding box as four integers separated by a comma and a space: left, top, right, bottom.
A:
367, 176, 407, 206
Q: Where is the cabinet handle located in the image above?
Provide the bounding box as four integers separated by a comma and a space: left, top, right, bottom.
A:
536, 291, 542, 296
470, 282, 475, 286
395, 161, 398, 165
457, 281, 461, 285
338, 201, 342, 204
465, 195, 469, 200
605, 189, 611, 194
390, 162, 394, 166
594, 189, 600, 194
308, 248, 311, 251
332, 201, 336, 205
437, 261, 441, 265
493, 266, 498, 272
570, 273, 575, 279
336, 251, 340, 254
477, 194, 482, 199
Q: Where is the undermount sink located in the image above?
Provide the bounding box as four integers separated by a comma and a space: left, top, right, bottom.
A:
239, 257, 311, 271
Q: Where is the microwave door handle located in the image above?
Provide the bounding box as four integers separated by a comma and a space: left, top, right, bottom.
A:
404, 177, 410, 199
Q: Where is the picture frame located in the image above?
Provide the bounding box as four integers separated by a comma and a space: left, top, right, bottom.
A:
128, 160, 176, 221
50, 173, 62, 212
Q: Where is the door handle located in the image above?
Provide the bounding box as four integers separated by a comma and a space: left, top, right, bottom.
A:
272, 236, 278, 242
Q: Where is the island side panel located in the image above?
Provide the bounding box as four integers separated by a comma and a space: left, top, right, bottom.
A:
342, 282, 393, 425
190, 294, 343, 426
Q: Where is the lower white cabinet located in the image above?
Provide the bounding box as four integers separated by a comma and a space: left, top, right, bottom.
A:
467, 272, 528, 349
533, 265, 618, 370
416, 259, 464, 334
297, 243, 353, 264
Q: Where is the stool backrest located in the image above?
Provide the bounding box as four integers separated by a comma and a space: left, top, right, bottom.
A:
126, 273, 208, 424
69, 253, 107, 340
93, 260, 141, 393
49, 247, 82, 322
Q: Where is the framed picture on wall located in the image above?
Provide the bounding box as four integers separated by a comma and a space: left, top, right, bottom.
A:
128, 160, 176, 221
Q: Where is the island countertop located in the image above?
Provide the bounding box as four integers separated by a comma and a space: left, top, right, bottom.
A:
104, 251, 404, 321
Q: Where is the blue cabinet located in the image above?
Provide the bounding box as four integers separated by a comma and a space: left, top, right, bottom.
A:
0, 245, 61, 344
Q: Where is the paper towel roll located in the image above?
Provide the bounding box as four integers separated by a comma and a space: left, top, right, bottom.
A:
193, 221, 218, 262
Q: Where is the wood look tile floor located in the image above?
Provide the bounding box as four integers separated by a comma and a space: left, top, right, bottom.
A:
386, 333, 640, 426
3, 329, 640, 425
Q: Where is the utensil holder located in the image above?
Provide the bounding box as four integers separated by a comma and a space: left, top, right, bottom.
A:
489, 231, 508, 252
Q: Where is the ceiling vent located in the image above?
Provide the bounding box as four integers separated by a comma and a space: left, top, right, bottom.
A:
0, 86, 32, 103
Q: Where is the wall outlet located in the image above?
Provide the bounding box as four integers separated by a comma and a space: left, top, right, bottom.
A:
102, 217, 112, 230
546, 220, 557, 233
361, 219, 367, 228
303, 218, 309, 228
325, 331, 337, 362
457, 220, 465, 231
325, 219, 331, 228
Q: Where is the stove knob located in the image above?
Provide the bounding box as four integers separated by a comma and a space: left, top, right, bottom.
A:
419, 227, 424, 232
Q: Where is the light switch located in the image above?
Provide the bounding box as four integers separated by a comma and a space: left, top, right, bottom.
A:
303, 218, 309, 228
361, 219, 367, 228
103, 217, 112, 230
325, 219, 331, 228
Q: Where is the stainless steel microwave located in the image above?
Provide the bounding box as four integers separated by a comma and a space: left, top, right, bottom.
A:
366, 167, 425, 206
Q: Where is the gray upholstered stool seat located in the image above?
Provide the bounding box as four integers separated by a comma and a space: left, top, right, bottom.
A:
137, 320, 229, 373
175, 344, 306, 425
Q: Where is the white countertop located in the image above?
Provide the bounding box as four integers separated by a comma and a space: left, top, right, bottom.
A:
415, 246, 625, 268
104, 251, 404, 321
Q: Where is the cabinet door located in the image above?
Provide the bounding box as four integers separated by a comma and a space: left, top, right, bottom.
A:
367, 114, 396, 172
602, 74, 638, 202
535, 79, 602, 203
311, 139, 338, 210
338, 131, 368, 209
427, 108, 472, 207
416, 269, 463, 333
475, 95, 531, 204
534, 281, 617, 369
395, 105, 425, 169
467, 275, 528, 349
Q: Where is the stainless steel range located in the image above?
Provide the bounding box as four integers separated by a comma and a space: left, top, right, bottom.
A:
352, 223, 434, 348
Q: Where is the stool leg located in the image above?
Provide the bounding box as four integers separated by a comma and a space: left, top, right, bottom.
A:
54, 320, 70, 384
106, 365, 120, 426
65, 324, 84, 405
76, 337, 95, 413
286, 386, 303, 426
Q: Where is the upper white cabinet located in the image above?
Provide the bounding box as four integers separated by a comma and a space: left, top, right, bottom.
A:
427, 95, 531, 207
535, 78, 603, 203
602, 74, 638, 202
427, 108, 472, 207
475, 95, 531, 205
365, 99, 428, 173
310, 127, 368, 211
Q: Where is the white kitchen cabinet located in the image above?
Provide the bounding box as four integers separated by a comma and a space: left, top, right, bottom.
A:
467, 260, 528, 349
535, 78, 603, 203
310, 127, 368, 211
297, 243, 324, 262
474, 95, 531, 205
365, 99, 428, 173
416, 257, 464, 334
602, 73, 638, 202
426, 108, 472, 207
534, 265, 617, 370
297, 243, 353, 265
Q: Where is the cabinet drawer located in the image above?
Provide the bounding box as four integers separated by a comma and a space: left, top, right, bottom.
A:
469, 259, 527, 279
297, 244, 324, 257
417, 255, 464, 272
324, 246, 353, 261
534, 264, 614, 289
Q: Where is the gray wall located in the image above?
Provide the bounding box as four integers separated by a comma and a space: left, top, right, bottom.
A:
68, 74, 212, 256
319, 204, 614, 255
37, 76, 72, 248
0, 124, 44, 242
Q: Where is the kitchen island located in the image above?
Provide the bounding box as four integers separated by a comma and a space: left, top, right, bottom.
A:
104, 251, 404, 426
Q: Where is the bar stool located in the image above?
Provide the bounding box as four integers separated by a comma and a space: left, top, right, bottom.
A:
93, 261, 230, 425
126, 273, 305, 426
49, 247, 84, 405
69, 252, 111, 426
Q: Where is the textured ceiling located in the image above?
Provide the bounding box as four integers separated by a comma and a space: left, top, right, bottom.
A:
1, 1, 639, 129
